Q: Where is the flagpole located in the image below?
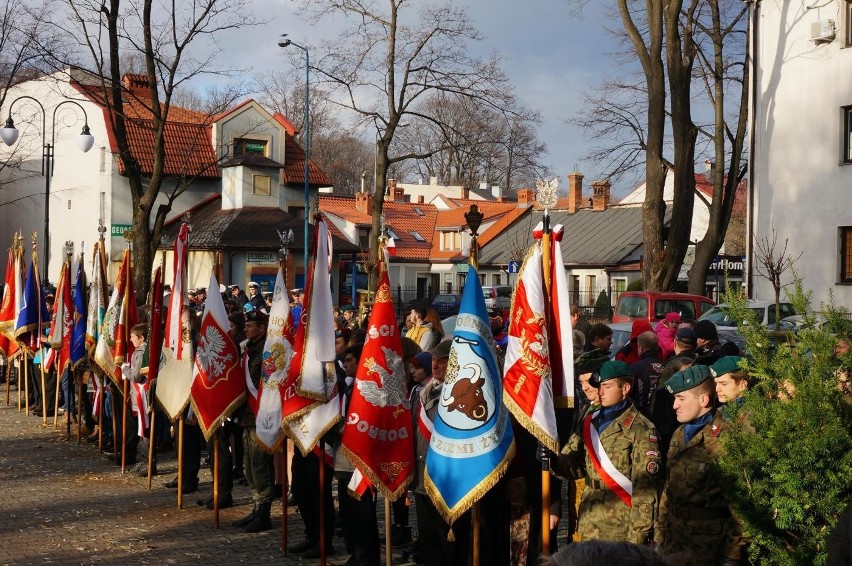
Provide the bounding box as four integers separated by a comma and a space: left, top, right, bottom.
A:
280, 446, 288, 553
76, 365, 83, 443
32, 234, 48, 428
177, 417, 185, 509
319, 440, 327, 566
535, 179, 559, 558
147, 392, 157, 490
213, 434, 220, 527
24, 355, 29, 415
385, 498, 393, 566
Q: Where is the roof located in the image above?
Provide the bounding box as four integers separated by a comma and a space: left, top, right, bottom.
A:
71, 79, 220, 179
433, 201, 516, 229
478, 206, 533, 246
160, 195, 358, 253
219, 154, 285, 169
479, 205, 672, 267
319, 195, 372, 226
281, 131, 332, 187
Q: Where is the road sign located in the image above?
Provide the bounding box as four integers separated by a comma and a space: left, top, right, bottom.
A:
508, 260, 520, 274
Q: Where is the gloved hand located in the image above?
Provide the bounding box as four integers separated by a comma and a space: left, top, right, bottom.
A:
536, 443, 554, 462
120, 362, 131, 380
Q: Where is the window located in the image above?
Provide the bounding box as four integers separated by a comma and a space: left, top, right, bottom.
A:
252, 174, 271, 196
410, 231, 425, 242
840, 227, 852, 283
387, 228, 399, 239
585, 275, 596, 306
847, 1, 852, 46
844, 107, 852, 164
413, 207, 425, 216
235, 138, 267, 157
441, 231, 461, 251
612, 278, 627, 303
491, 274, 502, 285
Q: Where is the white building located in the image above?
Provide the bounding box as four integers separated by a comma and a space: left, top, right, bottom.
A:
751, 1, 852, 306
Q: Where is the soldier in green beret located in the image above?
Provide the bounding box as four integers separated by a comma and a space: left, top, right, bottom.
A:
710, 356, 749, 410
654, 365, 747, 565
553, 360, 662, 545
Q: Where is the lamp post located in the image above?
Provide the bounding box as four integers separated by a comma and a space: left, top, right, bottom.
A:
1, 96, 95, 282
278, 34, 311, 278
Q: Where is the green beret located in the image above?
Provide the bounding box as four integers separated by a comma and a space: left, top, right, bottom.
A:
665, 365, 712, 394
340, 304, 356, 313
710, 356, 744, 378
598, 360, 631, 383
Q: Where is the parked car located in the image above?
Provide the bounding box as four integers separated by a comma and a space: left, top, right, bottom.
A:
482, 285, 512, 311
431, 293, 463, 318
699, 300, 796, 328
612, 291, 716, 324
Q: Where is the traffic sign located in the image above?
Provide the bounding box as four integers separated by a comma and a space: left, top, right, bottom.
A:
508, 260, 520, 274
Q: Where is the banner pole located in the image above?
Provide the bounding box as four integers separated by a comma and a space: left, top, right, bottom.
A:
121, 379, 128, 473
54, 366, 62, 429
177, 417, 185, 509
213, 433, 220, 527
4, 356, 10, 407
281, 445, 288, 552
76, 367, 83, 443
147, 393, 156, 490
385, 498, 393, 566
472, 501, 481, 566
40, 354, 47, 426
319, 441, 327, 566
24, 355, 29, 415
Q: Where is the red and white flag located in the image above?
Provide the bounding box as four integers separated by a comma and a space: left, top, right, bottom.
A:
47, 259, 74, 376
94, 249, 137, 384
347, 468, 373, 500
190, 272, 246, 440
0, 246, 22, 358
502, 243, 559, 453
295, 219, 336, 400
85, 241, 107, 355
549, 225, 575, 406
583, 410, 632, 506
341, 266, 414, 501
164, 223, 189, 359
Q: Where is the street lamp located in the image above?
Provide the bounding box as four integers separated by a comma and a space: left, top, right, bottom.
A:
278, 33, 311, 277
1, 96, 95, 282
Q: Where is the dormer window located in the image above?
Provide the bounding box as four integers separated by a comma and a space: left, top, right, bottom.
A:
235, 138, 268, 157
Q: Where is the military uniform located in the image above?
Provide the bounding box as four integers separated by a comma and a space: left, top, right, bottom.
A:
555, 361, 662, 545
655, 367, 747, 565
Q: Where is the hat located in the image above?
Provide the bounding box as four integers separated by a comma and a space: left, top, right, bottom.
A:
665, 365, 712, 394
710, 356, 744, 378
675, 327, 698, 347
248, 281, 259, 289
245, 310, 268, 324
430, 339, 453, 359
340, 304, 356, 313
694, 319, 718, 341
412, 352, 433, 377
597, 360, 631, 383
336, 327, 353, 342
488, 308, 502, 318
665, 312, 683, 324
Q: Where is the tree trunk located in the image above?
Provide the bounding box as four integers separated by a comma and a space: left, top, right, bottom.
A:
369, 141, 389, 295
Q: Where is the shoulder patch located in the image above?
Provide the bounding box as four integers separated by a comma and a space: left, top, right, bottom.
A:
621, 414, 635, 428
710, 424, 722, 437
646, 461, 660, 475
645, 450, 660, 458
649, 434, 658, 444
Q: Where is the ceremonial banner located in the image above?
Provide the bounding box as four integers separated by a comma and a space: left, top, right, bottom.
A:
70, 254, 87, 369
502, 243, 559, 453
255, 267, 296, 451
94, 249, 137, 384
341, 267, 414, 500
85, 241, 107, 355
146, 266, 164, 385
425, 266, 515, 525
548, 224, 575, 406
190, 272, 246, 440
16, 253, 49, 351
47, 259, 74, 376
164, 223, 189, 359
295, 219, 336, 400
0, 246, 22, 358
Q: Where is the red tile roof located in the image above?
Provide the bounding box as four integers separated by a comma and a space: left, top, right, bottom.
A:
281, 132, 332, 187
319, 196, 373, 226
434, 201, 516, 229
478, 206, 532, 246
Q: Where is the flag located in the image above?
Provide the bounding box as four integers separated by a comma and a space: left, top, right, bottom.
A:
295, 219, 336, 400
70, 253, 87, 369
131, 266, 164, 438
255, 267, 295, 451
425, 265, 515, 525
548, 224, 575, 406
164, 223, 189, 360
386, 237, 397, 257
85, 241, 107, 355
0, 246, 22, 358
47, 258, 74, 376
190, 272, 246, 440
341, 266, 414, 500
347, 468, 372, 500
94, 248, 137, 384
502, 243, 559, 452
15, 252, 49, 351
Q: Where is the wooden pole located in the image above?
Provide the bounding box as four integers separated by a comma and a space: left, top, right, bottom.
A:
76, 368, 83, 444
24, 356, 29, 415
146, 398, 157, 490
319, 442, 327, 566
121, 379, 128, 473
110, 384, 118, 457
4, 357, 10, 407
177, 417, 185, 509
213, 433, 220, 527
98, 375, 105, 451
16, 359, 22, 410
385, 498, 393, 566
280, 445, 288, 552
39, 354, 47, 426
472, 501, 481, 566
540, 212, 553, 558
54, 366, 62, 428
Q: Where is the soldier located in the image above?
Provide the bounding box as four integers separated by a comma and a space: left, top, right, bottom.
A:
655, 365, 746, 565
554, 360, 661, 545
340, 304, 360, 331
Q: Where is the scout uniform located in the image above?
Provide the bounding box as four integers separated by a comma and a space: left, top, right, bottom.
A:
555, 361, 662, 545
655, 365, 747, 565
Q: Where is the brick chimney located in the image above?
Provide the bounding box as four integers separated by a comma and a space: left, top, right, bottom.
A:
355, 191, 372, 215
385, 178, 396, 201
517, 188, 532, 207
592, 180, 611, 211
568, 172, 584, 214
123, 73, 152, 95
417, 195, 424, 204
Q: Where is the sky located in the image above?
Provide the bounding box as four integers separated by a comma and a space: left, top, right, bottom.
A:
205, 0, 626, 195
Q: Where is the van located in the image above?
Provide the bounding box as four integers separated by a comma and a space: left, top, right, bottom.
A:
482, 285, 512, 310
612, 291, 715, 324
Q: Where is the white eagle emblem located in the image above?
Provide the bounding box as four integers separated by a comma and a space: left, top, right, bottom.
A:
196, 325, 234, 382
356, 346, 409, 410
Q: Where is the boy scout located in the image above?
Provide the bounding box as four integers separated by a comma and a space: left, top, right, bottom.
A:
554, 360, 662, 545
655, 365, 746, 565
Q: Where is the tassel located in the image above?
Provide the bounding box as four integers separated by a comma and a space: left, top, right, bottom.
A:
447, 526, 455, 542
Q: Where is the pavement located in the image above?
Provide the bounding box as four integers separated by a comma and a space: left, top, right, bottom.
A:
0, 381, 417, 566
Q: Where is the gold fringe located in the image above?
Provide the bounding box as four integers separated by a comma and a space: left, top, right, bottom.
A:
192, 392, 247, 442
502, 391, 560, 453
339, 444, 414, 503
284, 411, 341, 457
281, 399, 320, 423
554, 395, 574, 409
447, 527, 455, 542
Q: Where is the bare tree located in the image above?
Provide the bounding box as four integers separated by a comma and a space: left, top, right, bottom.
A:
753, 231, 802, 329
47, 0, 256, 298
294, 0, 518, 291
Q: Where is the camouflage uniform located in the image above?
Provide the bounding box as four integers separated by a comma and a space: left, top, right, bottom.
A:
656, 410, 746, 565
555, 402, 662, 545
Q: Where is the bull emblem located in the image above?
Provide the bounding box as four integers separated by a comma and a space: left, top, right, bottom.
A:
441, 363, 488, 422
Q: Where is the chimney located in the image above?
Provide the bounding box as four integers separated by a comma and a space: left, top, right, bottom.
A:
394, 186, 405, 202
355, 191, 372, 215
430, 176, 438, 186
704, 159, 715, 178
417, 195, 424, 204
517, 188, 532, 207
592, 179, 611, 211
123, 73, 152, 95
462, 187, 469, 199
491, 185, 503, 202
385, 178, 397, 201
568, 172, 584, 214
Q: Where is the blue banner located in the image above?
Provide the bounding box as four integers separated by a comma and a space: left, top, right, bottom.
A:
424, 266, 515, 524
71, 256, 87, 367
15, 258, 47, 340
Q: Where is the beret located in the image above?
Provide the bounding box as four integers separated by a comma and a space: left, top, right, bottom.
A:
710, 356, 744, 378
340, 304, 356, 312
666, 365, 712, 394
245, 310, 268, 324
598, 360, 631, 383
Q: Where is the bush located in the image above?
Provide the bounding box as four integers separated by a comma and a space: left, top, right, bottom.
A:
627, 278, 644, 291
594, 289, 611, 320
717, 281, 852, 565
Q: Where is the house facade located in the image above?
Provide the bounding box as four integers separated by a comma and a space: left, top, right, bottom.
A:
751, 0, 852, 307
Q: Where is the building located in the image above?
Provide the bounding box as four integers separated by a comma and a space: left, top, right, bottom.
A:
749, 1, 852, 307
